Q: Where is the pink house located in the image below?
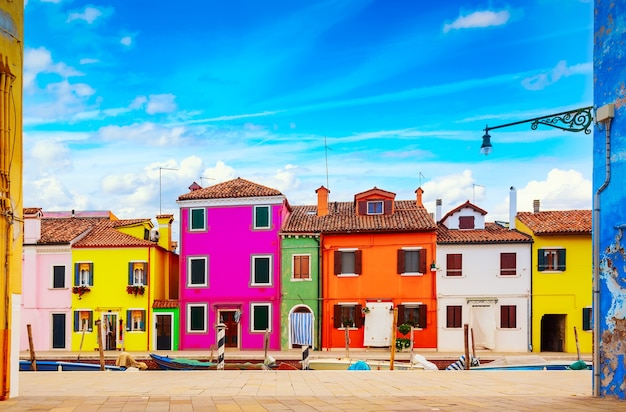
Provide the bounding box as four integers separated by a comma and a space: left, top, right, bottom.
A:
176, 178, 290, 350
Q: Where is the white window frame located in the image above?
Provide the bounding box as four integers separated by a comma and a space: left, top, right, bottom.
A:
130, 261, 147, 286
337, 248, 358, 277
76, 262, 92, 287
187, 256, 208, 287
75, 309, 93, 332
400, 247, 423, 276
253, 205, 271, 229
250, 302, 272, 332
51, 265, 66, 289
128, 308, 146, 332
292, 254, 312, 281
189, 207, 206, 231
367, 200, 384, 215
337, 302, 359, 330
187, 303, 208, 333
251, 255, 273, 286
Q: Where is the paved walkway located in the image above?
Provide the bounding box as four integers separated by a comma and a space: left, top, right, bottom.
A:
3, 369, 623, 411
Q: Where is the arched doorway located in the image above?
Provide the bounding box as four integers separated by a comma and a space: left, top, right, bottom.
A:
289, 306, 314, 349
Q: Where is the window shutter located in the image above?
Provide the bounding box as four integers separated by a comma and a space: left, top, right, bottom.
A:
558, 249, 566, 270
396, 305, 405, 326
128, 263, 133, 285
354, 250, 362, 274
397, 250, 405, 274
355, 305, 363, 328
87, 312, 93, 331
333, 251, 341, 275
126, 310, 132, 331
418, 304, 428, 328
582, 308, 592, 331
333, 305, 341, 328
418, 249, 427, 274
74, 311, 79, 332
538, 249, 546, 271
89, 263, 94, 286
358, 201, 367, 215
140, 311, 146, 331
144, 263, 149, 285
384, 200, 392, 215
74, 263, 79, 286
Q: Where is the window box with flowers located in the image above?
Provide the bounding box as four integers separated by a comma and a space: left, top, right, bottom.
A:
72, 285, 91, 299
126, 285, 145, 297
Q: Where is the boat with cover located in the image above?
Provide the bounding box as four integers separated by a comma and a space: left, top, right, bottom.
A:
20, 359, 125, 371
149, 353, 268, 370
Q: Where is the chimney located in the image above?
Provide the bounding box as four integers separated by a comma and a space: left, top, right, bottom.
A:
435, 199, 442, 222
315, 186, 329, 216
509, 187, 517, 230
533, 199, 540, 213
415, 187, 424, 207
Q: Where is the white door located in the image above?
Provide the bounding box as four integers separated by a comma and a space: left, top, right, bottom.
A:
363, 302, 393, 347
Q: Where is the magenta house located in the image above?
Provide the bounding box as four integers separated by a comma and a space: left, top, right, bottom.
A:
176, 178, 290, 350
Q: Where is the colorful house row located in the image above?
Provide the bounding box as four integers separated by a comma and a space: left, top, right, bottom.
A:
20, 178, 592, 355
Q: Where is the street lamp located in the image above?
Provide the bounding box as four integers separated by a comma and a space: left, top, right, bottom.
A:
159, 167, 179, 215
480, 106, 594, 155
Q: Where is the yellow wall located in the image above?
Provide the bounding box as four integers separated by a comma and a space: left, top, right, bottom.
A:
0, 0, 23, 400
516, 220, 592, 353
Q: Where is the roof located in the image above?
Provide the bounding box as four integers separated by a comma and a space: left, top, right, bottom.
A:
516, 210, 591, 235
439, 200, 488, 223
437, 222, 532, 244
177, 177, 283, 201
282, 200, 436, 234
38, 217, 109, 244
73, 219, 156, 248
153, 300, 179, 309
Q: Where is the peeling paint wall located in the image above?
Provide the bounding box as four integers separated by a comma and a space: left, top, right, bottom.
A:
594, 0, 626, 400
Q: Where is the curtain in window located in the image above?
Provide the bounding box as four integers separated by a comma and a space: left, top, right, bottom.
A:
290, 312, 313, 346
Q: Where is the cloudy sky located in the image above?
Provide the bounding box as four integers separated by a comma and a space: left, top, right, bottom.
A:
24, 0, 593, 241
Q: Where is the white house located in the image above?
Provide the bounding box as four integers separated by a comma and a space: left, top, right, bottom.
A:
435, 191, 532, 353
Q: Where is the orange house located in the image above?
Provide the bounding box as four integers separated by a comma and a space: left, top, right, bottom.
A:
316, 186, 438, 349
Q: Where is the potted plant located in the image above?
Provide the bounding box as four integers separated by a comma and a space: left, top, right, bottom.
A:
361, 306, 370, 315
398, 323, 412, 336
342, 318, 354, 328
72, 285, 90, 299
126, 285, 145, 296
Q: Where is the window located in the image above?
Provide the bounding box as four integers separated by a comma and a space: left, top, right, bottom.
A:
187, 304, 207, 332
397, 249, 426, 274
334, 250, 362, 275
397, 304, 427, 328
251, 303, 272, 332
333, 304, 363, 328
292, 255, 310, 280
582, 307, 592, 331
500, 253, 517, 276
538, 249, 566, 271
252, 255, 272, 285
459, 216, 475, 229
126, 309, 146, 331
128, 262, 148, 286
500, 305, 517, 328
446, 254, 462, 277
190, 208, 206, 231
187, 257, 208, 286
74, 262, 93, 286
446, 306, 462, 328
52, 265, 65, 288
254, 205, 270, 229
367, 201, 383, 215
73, 310, 93, 332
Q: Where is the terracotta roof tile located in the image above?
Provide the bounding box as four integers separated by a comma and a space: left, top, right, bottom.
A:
178, 177, 283, 200
282, 200, 436, 234
437, 222, 532, 244
38, 218, 109, 244
516, 210, 591, 235
73, 220, 156, 248
153, 300, 179, 309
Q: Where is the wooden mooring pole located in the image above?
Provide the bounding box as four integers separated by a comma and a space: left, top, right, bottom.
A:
27, 324, 37, 371
464, 324, 470, 370
95, 320, 105, 371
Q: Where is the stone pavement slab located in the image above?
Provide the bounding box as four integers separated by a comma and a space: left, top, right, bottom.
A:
1, 369, 623, 411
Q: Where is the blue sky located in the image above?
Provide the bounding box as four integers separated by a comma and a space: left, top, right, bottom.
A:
23, 0, 594, 240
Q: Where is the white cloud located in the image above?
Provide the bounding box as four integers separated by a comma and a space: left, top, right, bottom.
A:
146, 94, 177, 114
203, 160, 236, 183
24, 47, 83, 90
120, 36, 133, 46
515, 169, 591, 211
31, 140, 72, 172
443, 10, 510, 33
422, 169, 480, 210
79, 58, 99, 65
98, 122, 187, 146
67, 6, 103, 24
522, 60, 593, 90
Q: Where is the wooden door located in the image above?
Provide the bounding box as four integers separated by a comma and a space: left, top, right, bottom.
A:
156, 314, 172, 350
221, 311, 238, 348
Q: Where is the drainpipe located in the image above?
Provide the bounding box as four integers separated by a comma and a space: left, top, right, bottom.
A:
593, 105, 613, 396
314, 235, 322, 351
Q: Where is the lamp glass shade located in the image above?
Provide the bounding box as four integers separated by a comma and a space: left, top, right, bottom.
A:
480, 133, 492, 155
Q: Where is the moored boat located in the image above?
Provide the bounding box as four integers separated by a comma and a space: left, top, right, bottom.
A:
307, 357, 425, 371
19, 359, 125, 371
149, 353, 267, 370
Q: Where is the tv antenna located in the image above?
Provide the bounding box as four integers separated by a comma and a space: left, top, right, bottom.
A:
472, 184, 485, 203
199, 176, 215, 187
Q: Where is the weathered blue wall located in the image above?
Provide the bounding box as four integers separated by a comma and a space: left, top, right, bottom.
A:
594, 0, 626, 400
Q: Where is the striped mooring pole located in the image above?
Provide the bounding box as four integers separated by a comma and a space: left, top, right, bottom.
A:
216, 323, 226, 371
301, 345, 310, 370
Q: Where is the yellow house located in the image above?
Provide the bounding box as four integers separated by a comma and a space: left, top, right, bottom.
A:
0, 0, 23, 401
70, 214, 178, 352
516, 204, 592, 354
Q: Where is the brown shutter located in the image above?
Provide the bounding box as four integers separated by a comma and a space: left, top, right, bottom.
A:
355, 305, 363, 328
358, 201, 367, 215
354, 250, 362, 274
397, 250, 405, 274
333, 305, 341, 328
418, 304, 428, 328
334, 251, 341, 275
384, 200, 393, 215
418, 249, 427, 273
396, 304, 405, 326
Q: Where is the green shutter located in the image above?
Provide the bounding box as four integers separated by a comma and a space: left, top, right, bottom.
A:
255, 206, 270, 228
191, 208, 204, 230
558, 249, 566, 271
88, 263, 94, 286
190, 258, 205, 284
582, 307, 592, 331
253, 306, 269, 331
537, 249, 546, 271
254, 257, 270, 284
126, 310, 132, 331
